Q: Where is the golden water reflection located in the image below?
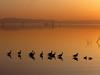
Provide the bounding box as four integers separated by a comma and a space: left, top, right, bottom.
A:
0, 26, 100, 75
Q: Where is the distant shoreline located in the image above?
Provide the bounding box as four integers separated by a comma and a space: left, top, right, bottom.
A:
1, 24, 100, 30
0, 18, 100, 30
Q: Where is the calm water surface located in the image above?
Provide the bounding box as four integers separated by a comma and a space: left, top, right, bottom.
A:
0, 26, 100, 75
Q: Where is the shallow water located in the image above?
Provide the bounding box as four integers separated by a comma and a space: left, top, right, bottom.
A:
0, 26, 100, 75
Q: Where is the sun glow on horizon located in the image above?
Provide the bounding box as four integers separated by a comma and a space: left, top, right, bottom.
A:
0, 0, 100, 20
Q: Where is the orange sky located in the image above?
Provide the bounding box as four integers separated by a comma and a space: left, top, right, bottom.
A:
0, 0, 100, 20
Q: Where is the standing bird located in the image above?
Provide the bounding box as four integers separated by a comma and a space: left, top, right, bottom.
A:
84, 56, 87, 60
58, 52, 63, 57
51, 52, 56, 57
48, 51, 53, 57
7, 50, 12, 59
29, 50, 35, 60
40, 51, 43, 60
88, 57, 93, 60
18, 50, 22, 59
57, 52, 63, 61
18, 50, 21, 55
73, 53, 79, 58
51, 52, 56, 60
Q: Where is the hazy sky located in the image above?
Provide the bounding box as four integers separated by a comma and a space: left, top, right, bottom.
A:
0, 0, 100, 20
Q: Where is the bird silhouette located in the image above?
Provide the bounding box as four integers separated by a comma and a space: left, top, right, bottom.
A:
57, 52, 63, 61
48, 51, 56, 60
48, 51, 53, 57
18, 50, 21, 55
18, 50, 22, 60
29, 50, 35, 60
73, 53, 79, 58
7, 50, 12, 59
88, 57, 93, 60
40, 51, 43, 60
51, 52, 56, 57
58, 52, 63, 57
84, 56, 87, 60
50, 52, 56, 60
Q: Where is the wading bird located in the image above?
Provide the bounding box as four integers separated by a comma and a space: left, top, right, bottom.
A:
48, 51, 53, 57
18, 50, 22, 59
73, 53, 79, 58
84, 56, 87, 60
58, 52, 63, 57
40, 51, 43, 60
88, 57, 93, 60
7, 50, 12, 59
29, 50, 35, 60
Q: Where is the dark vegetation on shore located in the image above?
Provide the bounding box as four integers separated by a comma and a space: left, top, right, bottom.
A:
0, 18, 100, 30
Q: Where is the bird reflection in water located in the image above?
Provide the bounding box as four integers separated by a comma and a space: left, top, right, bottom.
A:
48, 55, 56, 60
73, 57, 78, 61
58, 56, 63, 61
48, 56, 53, 60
